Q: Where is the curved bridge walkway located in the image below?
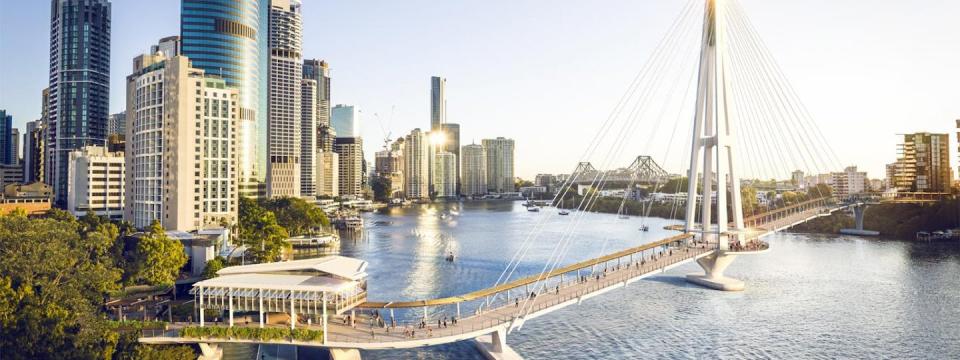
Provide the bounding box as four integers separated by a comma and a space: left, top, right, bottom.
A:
141, 202, 845, 359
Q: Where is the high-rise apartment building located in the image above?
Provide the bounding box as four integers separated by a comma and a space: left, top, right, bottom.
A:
0, 110, 14, 165
461, 143, 487, 196
375, 139, 405, 198
331, 105, 359, 138
434, 152, 457, 198
23, 120, 45, 184
9, 129, 19, 165
266, 0, 303, 198
441, 123, 461, 194
125, 52, 239, 231
108, 111, 126, 137
47, 0, 112, 207
66, 145, 124, 219
333, 137, 363, 197
830, 166, 867, 198
895, 133, 951, 193
181, 0, 268, 199
300, 79, 318, 196
430, 76, 446, 131
404, 129, 430, 199
482, 137, 515, 193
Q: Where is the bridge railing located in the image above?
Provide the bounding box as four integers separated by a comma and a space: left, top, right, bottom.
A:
743, 197, 834, 228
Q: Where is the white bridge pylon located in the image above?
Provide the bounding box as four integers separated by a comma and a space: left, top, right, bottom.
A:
684, 0, 755, 291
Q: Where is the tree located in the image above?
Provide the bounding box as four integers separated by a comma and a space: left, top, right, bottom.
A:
371, 175, 392, 202
0, 213, 123, 358
656, 177, 691, 194
202, 257, 227, 279
133, 221, 188, 287
238, 197, 290, 263
261, 197, 329, 236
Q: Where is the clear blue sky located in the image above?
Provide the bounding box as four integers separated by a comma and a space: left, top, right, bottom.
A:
2, 0, 959, 179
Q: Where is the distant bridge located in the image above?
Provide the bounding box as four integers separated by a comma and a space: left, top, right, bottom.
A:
569, 155, 676, 186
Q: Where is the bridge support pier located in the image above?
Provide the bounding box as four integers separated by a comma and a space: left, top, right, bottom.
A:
198, 343, 223, 360
686, 250, 744, 291
329, 348, 362, 360
474, 327, 523, 360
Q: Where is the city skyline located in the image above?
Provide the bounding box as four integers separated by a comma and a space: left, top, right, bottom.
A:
2, 0, 960, 179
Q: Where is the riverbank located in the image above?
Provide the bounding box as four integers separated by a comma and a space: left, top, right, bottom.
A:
791, 200, 959, 240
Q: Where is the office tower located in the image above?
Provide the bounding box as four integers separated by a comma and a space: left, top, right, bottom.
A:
895, 133, 951, 193
125, 53, 239, 231
440, 123, 461, 194
66, 145, 124, 219
434, 152, 457, 198
108, 111, 126, 137
333, 137, 363, 197
404, 129, 430, 199
482, 137, 515, 193
9, 129, 19, 165
0, 110, 13, 165
829, 166, 867, 198
331, 104, 359, 137
430, 76, 446, 130
266, 0, 303, 198
23, 120, 45, 183
316, 150, 339, 198
150, 35, 181, 58
47, 0, 111, 207
462, 144, 487, 196
0, 164, 24, 188
181, 0, 268, 199
305, 60, 334, 153
300, 79, 318, 196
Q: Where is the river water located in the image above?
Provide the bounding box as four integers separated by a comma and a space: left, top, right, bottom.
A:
262, 201, 959, 359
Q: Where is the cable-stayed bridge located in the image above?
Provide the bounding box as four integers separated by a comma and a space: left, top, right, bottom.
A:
140, 1, 852, 359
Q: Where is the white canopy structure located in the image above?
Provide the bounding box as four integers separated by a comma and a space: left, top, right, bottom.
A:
190, 256, 369, 331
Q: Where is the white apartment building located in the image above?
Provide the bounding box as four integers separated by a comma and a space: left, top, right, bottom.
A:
333, 137, 363, 197
461, 143, 487, 196
434, 151, 457, 198
66, 145, 124, 219
300, 79, 318, 196
316, 150, 339, 198
482, 137, 515, 194
125, 52, 239, 231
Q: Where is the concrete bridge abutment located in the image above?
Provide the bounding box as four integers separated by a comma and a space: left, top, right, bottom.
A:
686, 249, 745, 291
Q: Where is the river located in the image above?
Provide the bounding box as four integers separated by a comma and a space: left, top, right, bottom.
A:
252, 201, 959, 359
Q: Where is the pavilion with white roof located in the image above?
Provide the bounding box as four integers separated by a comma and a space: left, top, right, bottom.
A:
190, 256, 368, 331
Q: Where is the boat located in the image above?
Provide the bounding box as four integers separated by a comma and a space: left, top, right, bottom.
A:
558, 199, 570, 215
445, 252, 455, 262
527, 206, 541, 212
619, 215, 630, 220
639, 225, 649, 232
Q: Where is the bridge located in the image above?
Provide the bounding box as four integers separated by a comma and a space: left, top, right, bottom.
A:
140, 1, 852, 359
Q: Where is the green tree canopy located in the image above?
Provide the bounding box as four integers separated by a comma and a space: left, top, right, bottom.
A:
201, 256, 227, 279
238, 197, 290, 263
371, 175, 392, 202
261, 197, 330, 236
133, 221, 188, 287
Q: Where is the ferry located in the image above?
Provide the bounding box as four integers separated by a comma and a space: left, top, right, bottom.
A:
527, 206, 541, 212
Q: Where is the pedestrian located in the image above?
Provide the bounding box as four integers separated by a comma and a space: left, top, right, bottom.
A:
515, 298, 519, 307
555, 286, 560, 295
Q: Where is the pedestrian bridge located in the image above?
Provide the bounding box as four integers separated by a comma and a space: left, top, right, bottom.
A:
140, 200, 846, 359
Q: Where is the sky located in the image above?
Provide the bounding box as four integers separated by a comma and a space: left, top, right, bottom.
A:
1, 0, 959, 179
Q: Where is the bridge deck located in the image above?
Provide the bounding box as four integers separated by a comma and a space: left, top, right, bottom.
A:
140, 203, 845, 350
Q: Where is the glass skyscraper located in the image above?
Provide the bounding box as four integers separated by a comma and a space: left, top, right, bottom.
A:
181, 0, 268, 197
47, 0, 112, 207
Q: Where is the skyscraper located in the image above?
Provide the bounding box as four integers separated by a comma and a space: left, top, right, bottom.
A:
125, 52, 239, 231
9, 129, 19, 165
150, 35, 181, 58
23, 120, 45, 184
331, 105, 359, 137
266, 0, 303, 198
304, 60, 334, 152
333, 137, 363, 197
404, 129, 430, 199
441, 123, 461, 194
462, 143, 487, 196
0, 110, 13, 165
434, 152, 457, 198
483, 137, 515, 193
300, 79, 318, 196
430, 76, 446, 131
47, 0, 111, 207
181, 0, 268, 199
